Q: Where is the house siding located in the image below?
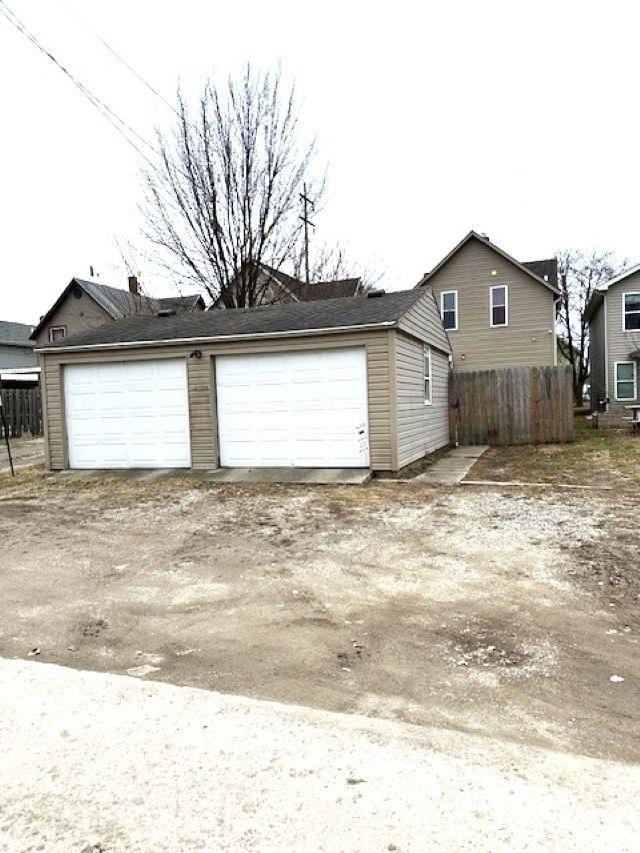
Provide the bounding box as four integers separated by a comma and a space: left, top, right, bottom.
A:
38, 330, 395, 471
425, 238, 556, 372
34, 292, 113, 346
394, 332, 450, 468
0, 344, 36, 369
605, 273, 640, 415
589, 301, 606, 411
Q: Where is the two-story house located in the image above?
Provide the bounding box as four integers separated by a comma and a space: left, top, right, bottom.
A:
586, 264, 640, 419
31, 276, 205, 346
417, 231, 560, 372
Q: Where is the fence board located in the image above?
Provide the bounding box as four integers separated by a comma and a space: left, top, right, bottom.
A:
0, 387, 43, 438
450, 365, 574, 446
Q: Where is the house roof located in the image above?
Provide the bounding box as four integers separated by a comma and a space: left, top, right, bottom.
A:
0, 320, 35, 347
522, 258, 558, 288
30, 278, 203, 340
417, 231, 561, 295
36, 288, 426, 351
258, 263, 362, 302
584, 263, 640, 323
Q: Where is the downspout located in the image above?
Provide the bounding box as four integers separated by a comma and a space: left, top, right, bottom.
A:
553, 296, 560, 366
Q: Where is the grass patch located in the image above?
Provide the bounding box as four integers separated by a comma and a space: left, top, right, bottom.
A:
468, 417, 640, 488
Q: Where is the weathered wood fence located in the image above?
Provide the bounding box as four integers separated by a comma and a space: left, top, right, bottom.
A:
0, 387, 43, 438
450, 365, 574, 446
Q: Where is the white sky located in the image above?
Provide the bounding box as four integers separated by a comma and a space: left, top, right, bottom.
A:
1, 0, 638, 324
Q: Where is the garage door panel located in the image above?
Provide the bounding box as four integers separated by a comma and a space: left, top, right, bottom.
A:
64, 360, 191, 469
216, 348, 369, 468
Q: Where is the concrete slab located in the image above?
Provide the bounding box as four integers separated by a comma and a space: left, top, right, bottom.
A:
415, 445, 488, 485
204, 467, 371, 485
2, 659, 638, 853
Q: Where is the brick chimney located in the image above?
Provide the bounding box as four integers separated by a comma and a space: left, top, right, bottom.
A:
128, 275, 140, 295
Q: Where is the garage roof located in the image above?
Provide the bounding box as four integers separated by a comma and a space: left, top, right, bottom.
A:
36, 288, 428, 351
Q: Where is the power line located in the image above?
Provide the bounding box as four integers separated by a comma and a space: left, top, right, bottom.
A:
53, 0, 178, 117
0, 0, 160, 171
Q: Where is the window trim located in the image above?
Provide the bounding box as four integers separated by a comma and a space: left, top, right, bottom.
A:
48, 326, 66, 342
489, 285, 509, 328
440, 290, 459, 331
622, 292, 640, 331
614, 360, 638, 401
423, 345, 432, 405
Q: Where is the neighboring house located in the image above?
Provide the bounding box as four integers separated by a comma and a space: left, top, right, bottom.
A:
31, 276, 205, 346
585, 264, 640, 419
212, 261, 364, 308
35, 288, 451, 473
0, 321, 36, 369
417, 231, 560, 372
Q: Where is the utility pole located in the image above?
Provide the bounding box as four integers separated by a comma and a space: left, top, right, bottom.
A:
0, 378, 14, 477
299, 183, 315, 283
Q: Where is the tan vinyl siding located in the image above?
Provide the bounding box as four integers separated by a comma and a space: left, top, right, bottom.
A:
394, 332, 450, 468
39, 330, 394, 471
397, 289, 452, 353
34, 293, 113, 346
605, 273, 640, 415
588, 301, 606, 411
426, 238, 556, 371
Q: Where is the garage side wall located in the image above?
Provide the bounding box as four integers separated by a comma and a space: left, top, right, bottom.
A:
39, 330, 393, 471
394, 332, 450, 469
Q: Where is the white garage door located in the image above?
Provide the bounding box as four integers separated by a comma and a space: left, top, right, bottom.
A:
216, 347, 370, 467
64, 360, 191, 469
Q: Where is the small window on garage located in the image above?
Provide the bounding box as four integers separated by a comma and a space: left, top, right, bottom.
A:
424, 345, 432, 404
441, 291, 458, 330
49, 326, 66, 342
490, 285, 508, 327
615, 361, 637, 400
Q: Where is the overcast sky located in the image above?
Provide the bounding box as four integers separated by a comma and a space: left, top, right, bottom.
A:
1, 0, 638, 324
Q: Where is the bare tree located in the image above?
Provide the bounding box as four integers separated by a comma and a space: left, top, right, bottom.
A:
142, 66, 322, 308
557, 250, 624, 405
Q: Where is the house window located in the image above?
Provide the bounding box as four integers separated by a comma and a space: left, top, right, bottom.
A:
49, 326, 66, 342
441, 291, 458, 330
623, 293, 640, 330
490, 285, 508, 327
615, 361, 637, 401
424, 345, 432, 404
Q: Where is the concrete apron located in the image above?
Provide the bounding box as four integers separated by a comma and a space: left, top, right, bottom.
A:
51, 467, 372, 486
416, 445, 489, 485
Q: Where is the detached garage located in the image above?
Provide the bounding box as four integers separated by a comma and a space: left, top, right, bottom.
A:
36, 288, 451, 473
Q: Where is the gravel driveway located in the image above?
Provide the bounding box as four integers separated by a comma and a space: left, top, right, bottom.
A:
0, 473, 638, 764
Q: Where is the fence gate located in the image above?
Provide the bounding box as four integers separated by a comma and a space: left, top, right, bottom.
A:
449, 365, 574, 446
0, 387, 43, 438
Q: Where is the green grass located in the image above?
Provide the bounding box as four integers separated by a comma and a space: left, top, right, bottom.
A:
468, 417, 640, 488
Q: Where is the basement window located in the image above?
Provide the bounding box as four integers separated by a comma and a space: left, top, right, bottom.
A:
424, 345, 432, 404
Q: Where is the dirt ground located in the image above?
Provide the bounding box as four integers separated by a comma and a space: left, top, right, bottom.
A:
1, 469, 638, 765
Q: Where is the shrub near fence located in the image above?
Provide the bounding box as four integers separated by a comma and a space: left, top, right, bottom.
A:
0, 387, 43, 437
449, 365, 574, 446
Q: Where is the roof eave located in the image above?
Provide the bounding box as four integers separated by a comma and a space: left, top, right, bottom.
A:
418, 230, 561, 295
34, 320, 398, 355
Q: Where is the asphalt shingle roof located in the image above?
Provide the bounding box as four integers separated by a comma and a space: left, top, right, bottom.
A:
39, 289, 424, 349
522, 259, 558, 289
0, 320, 35, 345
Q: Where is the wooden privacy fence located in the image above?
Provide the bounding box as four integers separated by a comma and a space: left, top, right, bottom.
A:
450, 365, 574, 446
0, 387, 43, 438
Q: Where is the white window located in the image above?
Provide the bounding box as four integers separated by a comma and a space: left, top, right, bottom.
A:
49, 326, 66, 342
623, 293, 640, 330
440, 290, 458, 331
424, 345, 432, 404
615, 361, 637, 401
490, 285, 508, 327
